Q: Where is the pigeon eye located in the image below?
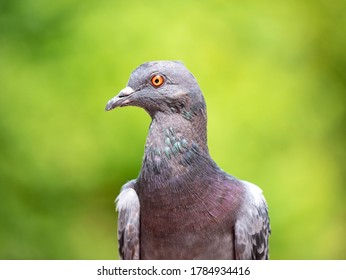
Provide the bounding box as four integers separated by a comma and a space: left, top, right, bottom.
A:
151, 75, 165, 87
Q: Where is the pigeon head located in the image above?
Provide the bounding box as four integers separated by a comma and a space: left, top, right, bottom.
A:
106, 61, 206, 117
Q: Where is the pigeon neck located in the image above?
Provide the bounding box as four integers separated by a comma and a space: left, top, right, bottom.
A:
149, 110, 208, 154
138, 109, 216, 188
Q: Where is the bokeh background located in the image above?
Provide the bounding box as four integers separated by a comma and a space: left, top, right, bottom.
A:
0, 0, 345, 259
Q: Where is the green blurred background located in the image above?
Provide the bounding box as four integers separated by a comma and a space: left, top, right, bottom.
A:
0, 0, 345, 259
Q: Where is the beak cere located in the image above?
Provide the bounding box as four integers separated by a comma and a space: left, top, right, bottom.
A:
105, 87, 135, 111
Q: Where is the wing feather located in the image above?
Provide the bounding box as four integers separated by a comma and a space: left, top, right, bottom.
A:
234, 181, 270, 260
115, 180, 140, 260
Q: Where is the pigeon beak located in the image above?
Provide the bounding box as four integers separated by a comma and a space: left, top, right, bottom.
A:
105, 86, 135, 111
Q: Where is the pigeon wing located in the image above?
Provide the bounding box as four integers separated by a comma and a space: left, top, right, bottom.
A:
234, 181, 270, 260
115, 180, 140, 260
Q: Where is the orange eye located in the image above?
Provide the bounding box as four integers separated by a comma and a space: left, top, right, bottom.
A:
151, 74, 165, 87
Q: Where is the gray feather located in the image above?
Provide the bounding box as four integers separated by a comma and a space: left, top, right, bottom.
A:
234, 181, 271, 259
115, 180, 140, 260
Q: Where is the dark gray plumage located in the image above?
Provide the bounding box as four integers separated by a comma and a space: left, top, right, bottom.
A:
106, 61, 270, 260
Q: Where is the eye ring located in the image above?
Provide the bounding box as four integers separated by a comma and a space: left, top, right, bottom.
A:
151, 74, 165, 87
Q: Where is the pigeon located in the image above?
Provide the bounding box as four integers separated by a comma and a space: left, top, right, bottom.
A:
105, 61, 270, 260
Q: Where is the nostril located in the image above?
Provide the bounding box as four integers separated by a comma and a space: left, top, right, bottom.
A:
118, 92, 128, 98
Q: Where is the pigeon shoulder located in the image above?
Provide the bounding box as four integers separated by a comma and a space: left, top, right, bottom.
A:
234, 180, 270, 259
241, 180, 268, 209
115, 179, 140, 260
